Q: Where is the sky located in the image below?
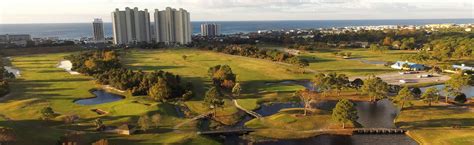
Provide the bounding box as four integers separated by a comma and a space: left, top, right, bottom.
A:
0, 0, 473, 24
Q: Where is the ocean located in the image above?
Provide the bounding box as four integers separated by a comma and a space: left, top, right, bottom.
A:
0, 19, 472, 39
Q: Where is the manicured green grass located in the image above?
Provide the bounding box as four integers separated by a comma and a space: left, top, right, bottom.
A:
245, 109, 353, 139
407, 129, 474, 145
396, 101, 474, 145
339, 48, 418, 62
0, 53, 204, 145
236, 98, 260, 110
123, 49, 310, 96
300, 49, 396, 77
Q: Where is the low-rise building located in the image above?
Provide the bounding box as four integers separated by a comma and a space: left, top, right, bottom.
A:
452, 64, 474, 71
0, 34, 31, 47
391, 61, 426, 71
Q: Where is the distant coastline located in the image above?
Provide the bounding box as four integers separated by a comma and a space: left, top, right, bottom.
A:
0, 18, 473, 39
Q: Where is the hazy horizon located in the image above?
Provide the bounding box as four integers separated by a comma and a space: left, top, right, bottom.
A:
0, 18, 473, 25
0, 0, 472, 24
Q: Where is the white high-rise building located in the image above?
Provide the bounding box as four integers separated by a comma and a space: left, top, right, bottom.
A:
154, 7, 192, 45
112, 7, 151, 45
92, 18, 105, 43
201, 23, 221, 37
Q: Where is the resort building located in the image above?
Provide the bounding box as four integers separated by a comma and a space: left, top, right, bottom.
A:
92, 18, 105, 43
201, 23, 221, 37
153, 7, 192, 45
111, 7, 152, 45
391, 61, 426, 71
0, 34, 31, 47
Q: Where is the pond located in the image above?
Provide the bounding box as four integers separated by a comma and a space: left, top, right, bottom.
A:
248, 99, 416, 145
74, 90, 124, 105
421, 84, 474, 98
225, 79, 417, 144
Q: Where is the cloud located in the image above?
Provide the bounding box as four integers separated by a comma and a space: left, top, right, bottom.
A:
0, 0, 472, 23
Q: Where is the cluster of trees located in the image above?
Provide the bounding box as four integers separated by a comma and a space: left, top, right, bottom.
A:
67, 50, 194, 102
204, 65, 243, 114
403, 36, 473, 63
204, 45, 309, 67
137, 113, 161, 131
312, 73, 350, 96
361, 75, 390, 102
332, 52, 352, 58
445, 73, 472, 103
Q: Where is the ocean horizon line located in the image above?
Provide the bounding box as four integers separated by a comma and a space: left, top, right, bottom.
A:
1, 18, 473, 25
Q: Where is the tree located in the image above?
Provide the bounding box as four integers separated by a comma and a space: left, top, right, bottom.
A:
444, 74, 469, 103
334, 73, 349, 96
361, 75, 389, 102
312, 73, 329, 93
298, 59, 310, 73
351, 78, 364, 91
454, 93, 467, 104
204, 87, 225, 115
393, 86, 414, 110
421, 87, 439, 106
151, 114, 161, 128
40, 107, 55, 120
411, 87, 422, 98
383, 37, 393, 46
296, 89, 318, 116
148, 78, 171, 102
231, 83, 241, 97
94, 118, 105, 131
332, 99, 358, 129
138, 115, 152, 131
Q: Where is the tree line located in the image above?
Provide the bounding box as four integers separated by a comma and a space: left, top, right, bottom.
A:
0, 58, 15, 97
66, 50, 194, 102
199, 44, 309, 67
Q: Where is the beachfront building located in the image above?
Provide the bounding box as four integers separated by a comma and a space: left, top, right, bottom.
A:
92, 18, 105, 43
154, 7, 192, 45
0, 34, 31, 47
111, 7, 152, 45
391, 61, 426, 71
201, 23, 221, 37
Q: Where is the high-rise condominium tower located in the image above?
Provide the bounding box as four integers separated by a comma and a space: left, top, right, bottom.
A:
154, 7, 192, 45
201, 23, 221, 37
111, 7, 151, 45
92, 18, 105, 43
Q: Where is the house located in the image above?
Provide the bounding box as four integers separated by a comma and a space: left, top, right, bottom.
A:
116, 124, 137, 135
452, 64, 474, 71
391, 61, 426, 71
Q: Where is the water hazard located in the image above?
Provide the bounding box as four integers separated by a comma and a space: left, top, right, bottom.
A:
74, 90, 124, 105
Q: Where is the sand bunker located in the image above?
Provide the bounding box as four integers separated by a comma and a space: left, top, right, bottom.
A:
57, 60, 80, 75
4, 66, 21, 78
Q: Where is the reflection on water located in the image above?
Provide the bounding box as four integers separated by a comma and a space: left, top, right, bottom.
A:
421, 84, 474, 98
256, 134, 416, 145
234, 100, 417, 145
256, 102, 303, 117
74, 90, 124, 105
